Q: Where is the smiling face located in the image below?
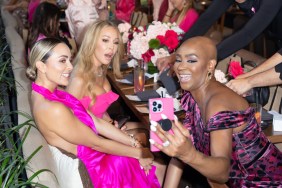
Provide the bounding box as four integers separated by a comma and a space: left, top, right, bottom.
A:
40, 43, 73, 87
173, 37, 216, 91
92, 26, 119, 67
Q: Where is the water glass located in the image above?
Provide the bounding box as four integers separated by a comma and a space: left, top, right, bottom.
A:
134, 65, 145, 93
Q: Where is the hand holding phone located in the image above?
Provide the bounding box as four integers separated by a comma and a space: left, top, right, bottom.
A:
149, 98, 174, 152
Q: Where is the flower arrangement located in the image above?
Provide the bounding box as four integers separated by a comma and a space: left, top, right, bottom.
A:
118, 21, 184, 68
214, 60, 244, 84
228, 60, 244, 78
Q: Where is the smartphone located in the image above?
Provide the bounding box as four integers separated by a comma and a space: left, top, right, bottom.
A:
149, 98, 174, 152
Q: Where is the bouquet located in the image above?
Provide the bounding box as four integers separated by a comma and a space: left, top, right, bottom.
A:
214, 60, 244, 84
118, 21, 184, 69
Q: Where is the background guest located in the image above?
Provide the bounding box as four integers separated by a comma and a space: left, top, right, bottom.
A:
27, 37, 160, 187
27, 2, 71, 52
162, 0, 198, 32
65, 0, 108, 47
156, 0, 282, 72
151, 36, 282, 187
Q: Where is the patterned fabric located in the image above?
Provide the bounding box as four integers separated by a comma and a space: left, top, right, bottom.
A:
181, 91, 282, 187
80, 91, 119, 118
32, 83, 160, 188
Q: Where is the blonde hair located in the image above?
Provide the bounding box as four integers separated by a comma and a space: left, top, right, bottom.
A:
173, 0, 194, 26
26, 38, 63, 81
73, 20, 123, 100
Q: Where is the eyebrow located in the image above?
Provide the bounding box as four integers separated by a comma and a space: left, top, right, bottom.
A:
176, 53, 198, 58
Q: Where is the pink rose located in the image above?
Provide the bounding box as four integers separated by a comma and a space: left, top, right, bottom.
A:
228, 61, 244, 78
142, 49, 155, 63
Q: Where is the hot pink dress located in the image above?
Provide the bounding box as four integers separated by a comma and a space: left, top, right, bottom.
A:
80, 91, 119, 118
32, 83, 160, 188
170, 8, 199, 32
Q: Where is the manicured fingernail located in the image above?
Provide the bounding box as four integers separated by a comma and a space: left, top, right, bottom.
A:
161, 114, 168, 119
150, 125, 157, 132
150, 120, 157, 126
140, 165, 143, 169
149, 139, 155, 144
174, 115, 178, 121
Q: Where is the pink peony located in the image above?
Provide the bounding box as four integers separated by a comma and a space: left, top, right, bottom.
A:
228, 61, 244, 78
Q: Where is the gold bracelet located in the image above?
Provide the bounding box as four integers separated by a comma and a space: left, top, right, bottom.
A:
128, 134, 139, 148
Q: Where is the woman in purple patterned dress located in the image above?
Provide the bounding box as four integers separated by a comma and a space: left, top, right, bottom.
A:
150, 36, 282, 187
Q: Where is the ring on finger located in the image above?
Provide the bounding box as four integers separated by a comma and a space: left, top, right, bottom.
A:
162, 140, 170, 147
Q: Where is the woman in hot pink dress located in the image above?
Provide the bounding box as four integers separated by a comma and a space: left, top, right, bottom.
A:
162, 0, 198, 32
27, 37, 160, 188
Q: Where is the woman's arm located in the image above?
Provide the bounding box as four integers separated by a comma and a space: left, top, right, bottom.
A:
238, 49, 282, 79
162, 0, 174, 23
181, 0, 233, 43
217, 0, 282, 60
39, 102, 150, 160
152, 118, 231, 183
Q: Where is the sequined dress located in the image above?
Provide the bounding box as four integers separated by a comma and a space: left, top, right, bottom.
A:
181, 91, 282, 187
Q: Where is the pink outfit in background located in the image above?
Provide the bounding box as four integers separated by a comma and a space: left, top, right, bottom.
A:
32, 83, 160, 188
28, 0, 40, 23
115, 0, 135, 22
65, 0, 100, 45
80, 91, 119, 118
170, 8, 199, 32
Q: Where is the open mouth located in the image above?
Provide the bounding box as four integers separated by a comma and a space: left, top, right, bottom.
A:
62, 73, 70, 78
179, 74, 191, 82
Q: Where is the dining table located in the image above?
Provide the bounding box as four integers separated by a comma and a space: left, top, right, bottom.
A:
107, 67, 282, 144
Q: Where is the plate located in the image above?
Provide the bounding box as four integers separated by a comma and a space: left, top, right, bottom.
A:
125, 95, 141, 101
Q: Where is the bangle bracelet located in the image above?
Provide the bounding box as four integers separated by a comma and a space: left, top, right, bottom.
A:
128, 134, 139, 148
165, 14, 171, 17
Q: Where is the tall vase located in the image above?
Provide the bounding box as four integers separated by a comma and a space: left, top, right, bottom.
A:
134, 59, 145, 94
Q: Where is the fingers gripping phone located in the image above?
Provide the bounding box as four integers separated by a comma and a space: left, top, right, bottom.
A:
149, 98, 174, 152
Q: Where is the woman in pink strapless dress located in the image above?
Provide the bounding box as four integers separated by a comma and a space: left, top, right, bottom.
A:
27, 38, 160, 188
67, 20, 150, 146
67, 20, 167, 185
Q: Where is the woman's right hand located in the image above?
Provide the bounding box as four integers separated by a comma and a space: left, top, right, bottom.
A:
138, 148, 154, 175
156, 54, 175, 74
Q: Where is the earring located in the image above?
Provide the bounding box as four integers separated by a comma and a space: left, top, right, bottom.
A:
207, 71, 213, 80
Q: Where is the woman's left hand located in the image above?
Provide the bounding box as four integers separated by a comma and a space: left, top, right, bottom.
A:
149, 116, 195, 162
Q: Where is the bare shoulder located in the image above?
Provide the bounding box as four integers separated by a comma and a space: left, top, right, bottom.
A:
206, 84, 249, 119
33, 99, 74, 130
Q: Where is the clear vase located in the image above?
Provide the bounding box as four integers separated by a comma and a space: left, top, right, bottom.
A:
134, 59, 145, 94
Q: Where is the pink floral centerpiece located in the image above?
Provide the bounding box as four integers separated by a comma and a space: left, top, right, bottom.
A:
118, 21, 184, 72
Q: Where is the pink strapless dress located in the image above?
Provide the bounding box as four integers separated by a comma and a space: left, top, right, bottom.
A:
32, 83, 160, 188
80, 91, 118, 118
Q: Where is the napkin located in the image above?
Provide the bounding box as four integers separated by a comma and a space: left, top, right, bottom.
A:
159, 69, 180, 95
123, 73, 150, 84
136, 90, 160, 101
268, 111, 282, 131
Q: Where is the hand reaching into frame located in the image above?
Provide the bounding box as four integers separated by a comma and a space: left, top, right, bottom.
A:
156, 53, 176, 74
226, 78, 252, 96
149, 115, 196, 163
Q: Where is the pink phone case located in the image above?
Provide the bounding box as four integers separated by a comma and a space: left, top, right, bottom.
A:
149, 98, 174, 152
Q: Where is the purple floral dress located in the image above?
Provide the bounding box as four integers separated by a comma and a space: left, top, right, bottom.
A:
181, 92, 282, 187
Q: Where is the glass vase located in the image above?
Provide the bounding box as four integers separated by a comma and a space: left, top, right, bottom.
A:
134, 59, 145, 94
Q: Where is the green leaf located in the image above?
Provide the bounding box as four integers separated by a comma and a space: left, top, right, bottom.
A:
148, 39, 160, 49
